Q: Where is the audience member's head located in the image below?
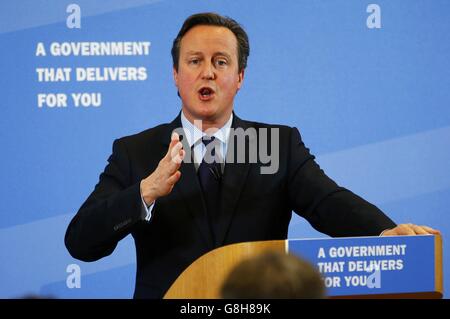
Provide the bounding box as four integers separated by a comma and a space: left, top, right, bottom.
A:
220, 250, 326, 299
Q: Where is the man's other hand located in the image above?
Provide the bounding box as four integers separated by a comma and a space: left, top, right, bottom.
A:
382, 224, 441, 236
140, 132, 185, 205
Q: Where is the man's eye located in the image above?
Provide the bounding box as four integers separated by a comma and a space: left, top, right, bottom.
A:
215, 60, 228, 67
189, 59, 200, 65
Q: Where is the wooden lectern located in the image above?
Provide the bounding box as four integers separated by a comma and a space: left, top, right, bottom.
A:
164, 240, 285, 299
164, 235, 442, 299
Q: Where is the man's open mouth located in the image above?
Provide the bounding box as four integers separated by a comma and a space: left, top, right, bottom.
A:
198, 87, 215, 101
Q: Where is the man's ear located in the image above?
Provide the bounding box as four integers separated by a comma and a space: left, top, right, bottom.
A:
173, 67, 179, 88
237, 69, 245, 91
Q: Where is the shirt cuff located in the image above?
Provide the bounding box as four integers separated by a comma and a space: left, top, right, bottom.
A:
140, 194, 155, 222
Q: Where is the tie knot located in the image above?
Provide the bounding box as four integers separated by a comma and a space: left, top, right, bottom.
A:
202, 135, 215, 147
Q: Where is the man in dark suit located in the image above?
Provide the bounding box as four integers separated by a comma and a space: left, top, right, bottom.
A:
65, 12, 440, 299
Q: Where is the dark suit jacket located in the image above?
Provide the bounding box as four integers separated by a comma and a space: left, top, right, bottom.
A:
65, 113, 396, 298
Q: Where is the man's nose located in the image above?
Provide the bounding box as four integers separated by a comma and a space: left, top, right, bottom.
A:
201, 62, 215, 80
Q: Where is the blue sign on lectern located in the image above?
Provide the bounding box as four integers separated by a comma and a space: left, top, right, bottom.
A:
288, 235, 441, 297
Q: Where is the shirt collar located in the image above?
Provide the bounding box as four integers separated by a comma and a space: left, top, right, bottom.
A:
180, 110, 233, 148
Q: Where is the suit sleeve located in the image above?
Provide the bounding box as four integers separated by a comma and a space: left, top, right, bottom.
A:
287, 127, 397, 237
65, 138, 144, 261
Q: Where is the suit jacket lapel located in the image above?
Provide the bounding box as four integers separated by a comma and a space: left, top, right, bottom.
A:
161, 114, 215, 249
215, 114, 253, 246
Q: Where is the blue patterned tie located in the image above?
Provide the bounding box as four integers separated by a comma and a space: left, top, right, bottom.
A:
198, 136, 222, 245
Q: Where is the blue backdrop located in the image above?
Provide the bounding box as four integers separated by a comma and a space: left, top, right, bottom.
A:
1, 0, 449, 298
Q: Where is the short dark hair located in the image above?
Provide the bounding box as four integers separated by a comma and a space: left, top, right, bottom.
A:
220, 251, 326, 299
171, 12, 249, 73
